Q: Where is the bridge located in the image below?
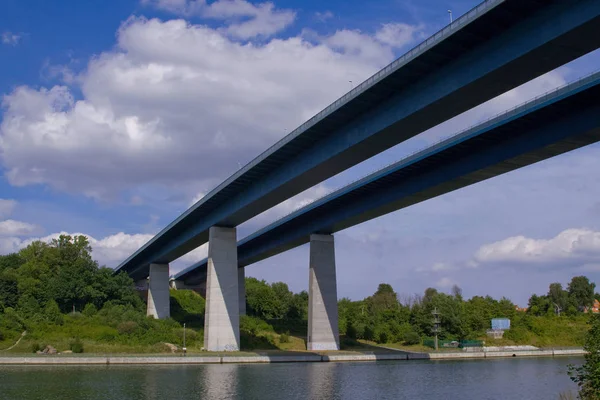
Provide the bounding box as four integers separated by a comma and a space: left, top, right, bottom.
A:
117, 0, 600, 352
170, 70, 600, 351
175, 70, 600, 285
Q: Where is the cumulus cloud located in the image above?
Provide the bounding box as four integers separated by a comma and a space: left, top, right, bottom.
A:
0, 220, 41, 236
1, 32, 21, 46
435, 277, 456, 289
472, 228, 600, 268
0, 16, 407, 202
142, 0, 296, 39
240, 183, 330, 230
0, 229, 206, 271
314, 11, 333, 22
375, 23, 425, 48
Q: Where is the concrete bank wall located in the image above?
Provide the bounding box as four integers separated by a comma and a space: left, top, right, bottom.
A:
0, 349, 584, 365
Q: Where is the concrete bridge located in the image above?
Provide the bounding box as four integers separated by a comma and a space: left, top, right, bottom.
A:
117, 0, 600, 352
172, 70, 600, 351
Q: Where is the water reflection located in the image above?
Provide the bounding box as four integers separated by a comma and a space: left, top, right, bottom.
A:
308, 363, 337, 400
0, 357, 581, 400
200, 364, 239, 399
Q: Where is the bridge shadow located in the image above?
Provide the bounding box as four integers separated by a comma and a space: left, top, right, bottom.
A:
169, 295, 204, 329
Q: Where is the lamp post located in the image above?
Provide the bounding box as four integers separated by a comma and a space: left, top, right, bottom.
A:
448, 10, 453, 23
183, 323, 187, 356
432, 307, 441, 351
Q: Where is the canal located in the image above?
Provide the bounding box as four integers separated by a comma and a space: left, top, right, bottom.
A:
0, 356, 580, 399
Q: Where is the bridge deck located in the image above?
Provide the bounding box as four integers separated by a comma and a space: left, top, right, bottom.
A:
118, 0, 600, 280
177, 71, 600, 284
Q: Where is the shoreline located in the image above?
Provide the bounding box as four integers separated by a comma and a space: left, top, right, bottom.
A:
0, 348, 585, 365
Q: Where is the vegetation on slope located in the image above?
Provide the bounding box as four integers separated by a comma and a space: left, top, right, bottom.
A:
0, 234, 596, 353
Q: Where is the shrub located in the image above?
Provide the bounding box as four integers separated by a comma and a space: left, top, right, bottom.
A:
240, 315, 273, 336
30, 342, 42, 353
363, 325, 375, 341
403, 331, 421, 345
377, 330, 389, 344
279, 332, 290, 343
0, 330, 4, 341
346, 322, 357, 339
70, 338, 84, 353
82, 303, 98, 317
176, 327, 198, 343
117, 321, 138, 335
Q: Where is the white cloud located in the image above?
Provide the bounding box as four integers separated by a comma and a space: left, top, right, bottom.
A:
1, 17, 401, 202
0, 230, 207, 272
0, 219, 41, 236
142, 0, 296, 39
240, 183, 330, 229
472, 228, 600, 268
189, 191, 206, 207
417, 262, 454, 273
1, 32, 21, 46
375, 23, 424, 48
0, 199, 17, 218
314, 11, 333, 22
435, 277, 455, 289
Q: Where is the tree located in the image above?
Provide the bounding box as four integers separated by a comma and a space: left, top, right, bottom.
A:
527, 294, 550, 316
245, 278, 287, 320
0, 253, 24, 272
548, 282, 568, 315
568, 276, 596, 312
569, 314, 600, 398
451, 285, 463, 301
0, 273, 18, 309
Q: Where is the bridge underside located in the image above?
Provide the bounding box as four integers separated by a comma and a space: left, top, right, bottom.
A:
177, 72, 600, 286
120, 0, 600, 282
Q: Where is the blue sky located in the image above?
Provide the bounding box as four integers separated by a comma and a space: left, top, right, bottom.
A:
1, 0, 600, 306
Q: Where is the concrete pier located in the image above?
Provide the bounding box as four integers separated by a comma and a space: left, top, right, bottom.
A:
147, 264, 170, 319
307, 234, 340, 351
204, 226, 240, 351
238, 267, 246, 316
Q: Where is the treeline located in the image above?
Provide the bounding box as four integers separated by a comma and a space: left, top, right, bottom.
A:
241, 277, 594, 347
0, 235, 596, 352
0, 235, 141, 315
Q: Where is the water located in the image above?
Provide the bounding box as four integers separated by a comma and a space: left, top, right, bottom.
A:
0, 357, 580, 400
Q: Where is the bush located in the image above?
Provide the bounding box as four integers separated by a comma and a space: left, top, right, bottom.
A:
346, 322, 357, 339
70, 338, 84, 353
279, 332, 290, 343
30, 343, 42, 353
176, 327, 198, 343
363, 325, 375, 341
403, 331, 421, 345
82, 303, 98, 317
240, 315, 273, 336
377, 330, 389, 344
117, 321, 138, 335
0, 330, 4, 341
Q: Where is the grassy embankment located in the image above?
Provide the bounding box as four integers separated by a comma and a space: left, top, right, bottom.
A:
0, 290, 589, 354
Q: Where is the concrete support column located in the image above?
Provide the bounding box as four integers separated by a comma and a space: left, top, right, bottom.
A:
238, 267, 246, 316
204, 226, 240, 351
147, 263, 170, 319
307, 234, 340, 351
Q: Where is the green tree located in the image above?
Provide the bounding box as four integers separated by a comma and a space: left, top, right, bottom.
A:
245, 278, 286, 320
548, 282, 568, 314
568, 276, 596, 312
569, 314, 600, 398
0, 273, 19, 309
0, 253, 24, 272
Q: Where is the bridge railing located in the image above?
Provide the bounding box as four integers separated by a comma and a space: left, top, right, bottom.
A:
256, 69, 600, 231
198, 1, 505, 199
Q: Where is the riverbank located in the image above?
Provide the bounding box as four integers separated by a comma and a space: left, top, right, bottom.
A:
0, 347, 585, 365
